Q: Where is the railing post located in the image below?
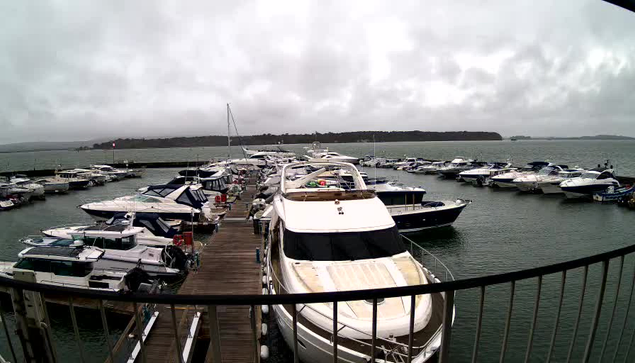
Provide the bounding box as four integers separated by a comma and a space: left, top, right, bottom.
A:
524, 275, 542, 363
207, 305, 222, 363
439, 290, 454, 363
292, 304, 299, 363
332, 301, 338, 363
68, 297, 86, 363
566, 265, 588, 363
600, 255, 624, 362
250, 305, 259, 363
371, 298, 378, 363
471, 286, 485, 363
0, 306, 18, 363
546, 270, 567, 363
407, 294, 416, 363
170, 304, 185, 363
613, 261, 635, 363
500, 281, 516, 363
582, 260, 609, 363
98, 300, 115, 363
132, 302, 147, 363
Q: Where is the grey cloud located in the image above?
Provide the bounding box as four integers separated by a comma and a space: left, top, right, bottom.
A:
0, 0, 634, 144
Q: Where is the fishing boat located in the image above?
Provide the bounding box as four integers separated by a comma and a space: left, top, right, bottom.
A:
35, 178, 70, 194
55, 170, 92, 190
266, 161, 452, 363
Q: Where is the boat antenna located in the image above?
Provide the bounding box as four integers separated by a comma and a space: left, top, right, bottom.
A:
226, 103, 232, 160
227, 104, 248, 159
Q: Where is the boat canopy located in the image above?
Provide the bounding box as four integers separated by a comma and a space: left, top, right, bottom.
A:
142, 184, 208, 208
107, 212, 179, 238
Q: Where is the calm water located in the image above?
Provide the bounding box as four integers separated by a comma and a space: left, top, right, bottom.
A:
1, 140, 635, 362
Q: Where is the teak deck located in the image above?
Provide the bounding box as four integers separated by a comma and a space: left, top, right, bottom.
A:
140, 183, 263, 363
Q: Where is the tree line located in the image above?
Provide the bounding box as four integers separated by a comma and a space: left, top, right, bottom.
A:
93, 130, 502, 149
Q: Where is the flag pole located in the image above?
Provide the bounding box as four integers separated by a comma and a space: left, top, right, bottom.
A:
112, 142, 115, 164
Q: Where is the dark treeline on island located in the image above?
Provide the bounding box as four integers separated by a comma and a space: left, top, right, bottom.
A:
93, 131, 502, 149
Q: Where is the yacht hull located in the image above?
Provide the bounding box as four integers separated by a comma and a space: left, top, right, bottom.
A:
388, 202, 468, 233
69, 180, 91, 190
561, 184, 613, 199
44, 182, 70, 193
538, 182, 563, 194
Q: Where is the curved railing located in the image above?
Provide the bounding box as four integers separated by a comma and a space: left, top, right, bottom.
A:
1, 241, 634, 362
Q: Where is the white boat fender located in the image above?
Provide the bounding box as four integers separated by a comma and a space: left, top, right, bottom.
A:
261, 323, 268, 336
260, 345, 270, 360
262, 276, 268, 286
262, 305, 269, 315
262, 288, 268, 295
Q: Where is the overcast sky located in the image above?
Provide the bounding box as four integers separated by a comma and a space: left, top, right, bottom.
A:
0, 0, 634, 144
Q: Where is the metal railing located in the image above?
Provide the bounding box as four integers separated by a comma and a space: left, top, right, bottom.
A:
1, 241, 635, 362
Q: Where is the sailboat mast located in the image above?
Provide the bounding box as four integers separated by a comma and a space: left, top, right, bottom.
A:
227, 103, 231, 159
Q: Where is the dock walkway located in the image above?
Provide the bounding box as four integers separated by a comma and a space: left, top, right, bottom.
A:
141, 183, 263, 363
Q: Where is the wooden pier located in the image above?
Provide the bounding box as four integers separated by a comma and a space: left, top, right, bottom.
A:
140, 183, 263, 363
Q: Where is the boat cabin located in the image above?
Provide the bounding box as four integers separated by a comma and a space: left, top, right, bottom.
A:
14, 247, 103, 278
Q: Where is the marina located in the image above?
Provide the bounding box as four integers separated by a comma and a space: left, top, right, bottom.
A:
0, 141, 634, 363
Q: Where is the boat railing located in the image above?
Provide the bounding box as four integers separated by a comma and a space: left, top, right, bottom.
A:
2, 239, 635, 362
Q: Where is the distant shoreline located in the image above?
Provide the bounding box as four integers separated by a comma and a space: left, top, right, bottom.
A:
90, 131, 502, 150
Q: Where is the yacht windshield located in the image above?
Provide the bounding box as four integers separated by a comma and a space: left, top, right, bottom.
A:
283, 226, 405, 261
132, 195, 162, 203
581, 172, 599, 179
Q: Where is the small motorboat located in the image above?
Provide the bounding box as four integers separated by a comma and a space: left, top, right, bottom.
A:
593, 185, 635, 202
536, 169, 584, 194
43, 212, 181, 248
437, 158, 476, 179
488, 161, 550, 188
458, 162, 514, 186
0, 246, 153, 292
21, 226, 188, 279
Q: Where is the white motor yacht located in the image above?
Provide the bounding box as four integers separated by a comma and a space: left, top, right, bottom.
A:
9, 176, 45, 200
80, 184, 213, 222
42, 212, 180, 248
72, 168, 108, 185
559, 169, 620, 199
412, 161, 446, 174
489, 161, 551, 188
308, 151, 360, 164
512, 165, 568, 192
267, 161, 451, 363
437, 158, 475, 178
0, 246, 149, 292
458, 162, 514, 185
21, 227, 187, 278
91, 164, 129, 181
537, 169, 585, 194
